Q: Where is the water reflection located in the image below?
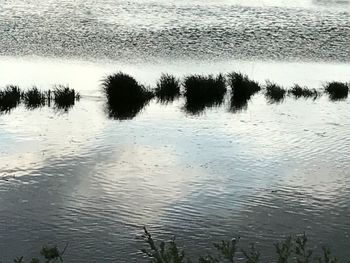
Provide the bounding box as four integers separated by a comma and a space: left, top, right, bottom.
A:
229, 96, 249, 112
0, 57, 350, 262
105, 99, 151, 120
1, 90, 350, 262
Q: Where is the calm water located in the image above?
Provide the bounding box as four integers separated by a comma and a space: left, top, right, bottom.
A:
0, 0, 350, 262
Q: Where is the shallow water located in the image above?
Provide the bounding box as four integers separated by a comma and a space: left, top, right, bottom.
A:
1, 0, 350, 262
0, 58, 350, 262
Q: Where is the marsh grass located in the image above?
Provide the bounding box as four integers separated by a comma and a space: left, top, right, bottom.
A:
53, 85, 79, 110
102, 72, 154, 120
0, 85, 21, 112
7, 229, 344, 263
228, 72, 261, 112
141, 228, 341, 263
22, 87, 46, 109
13, 244, 67, 263
288, 84, 318, 99
324, 82, 349, 101
155, 74, 181, 103
183, 74, 226, 114
265, 81, 286, 103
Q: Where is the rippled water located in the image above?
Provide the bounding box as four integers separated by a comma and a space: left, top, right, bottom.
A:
1, 0, 350, 62
0, 58, 349, 262
1, 0, 350, 262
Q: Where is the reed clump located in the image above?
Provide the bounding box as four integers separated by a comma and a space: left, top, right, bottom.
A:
183, 74, 226, 114
289, 84, 318, 99
102, 72, 154, 119
324, 81, 349, 100
22, 87, 46, 108
228, 72, 261, 111
265, 81, 286, 103
53, 85, 79, 109
0, 85, 21, 112
155, 74, 181, 103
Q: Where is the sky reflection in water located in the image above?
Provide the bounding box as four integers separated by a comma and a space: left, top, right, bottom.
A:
0, 57, 349, 262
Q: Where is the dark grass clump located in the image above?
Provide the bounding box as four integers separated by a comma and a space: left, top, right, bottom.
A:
102, 72, 154, 120
228, 72, 261, 112
155, 74, 181, 103
22, 87, 46, 109
265, 81, 286, 103
288, 84, 318, 99
0, 85, 21, 112
183, 74, 226, 114
53, 85, 79, 110
324, 81, 349, 100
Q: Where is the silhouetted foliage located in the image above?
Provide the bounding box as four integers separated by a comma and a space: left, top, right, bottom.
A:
102, 72, 154, 120
324, 82, 349, 101
0, 85, 21, 112
53, 85, 78, 110
141, 227, 186, 263
183, 74, 226, 114
228, 72, 261, 112
155, 74, 181, 103
13, 244, 67, 263
5, 229, 346, 263
317, 247, 338, 263
275, 236, 293, 263
242, 244, 260, 263
295, 233, 313, 263
265, 81, 286, 103
22, 87, 46, 109
141, 228, 343, 263
289, 85, 318, 99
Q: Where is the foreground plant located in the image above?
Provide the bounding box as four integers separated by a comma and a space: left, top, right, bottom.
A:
141, 228, 342, 263
12, 244, 67, 263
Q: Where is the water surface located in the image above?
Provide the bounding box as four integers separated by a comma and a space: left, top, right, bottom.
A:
0, 0, 350, 262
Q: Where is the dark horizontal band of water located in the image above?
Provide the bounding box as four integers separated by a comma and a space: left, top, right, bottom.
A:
1, 2, 349, 62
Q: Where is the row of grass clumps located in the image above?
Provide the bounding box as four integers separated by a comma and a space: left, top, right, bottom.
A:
0, 85, 79, 112
102, 71, 349, 118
